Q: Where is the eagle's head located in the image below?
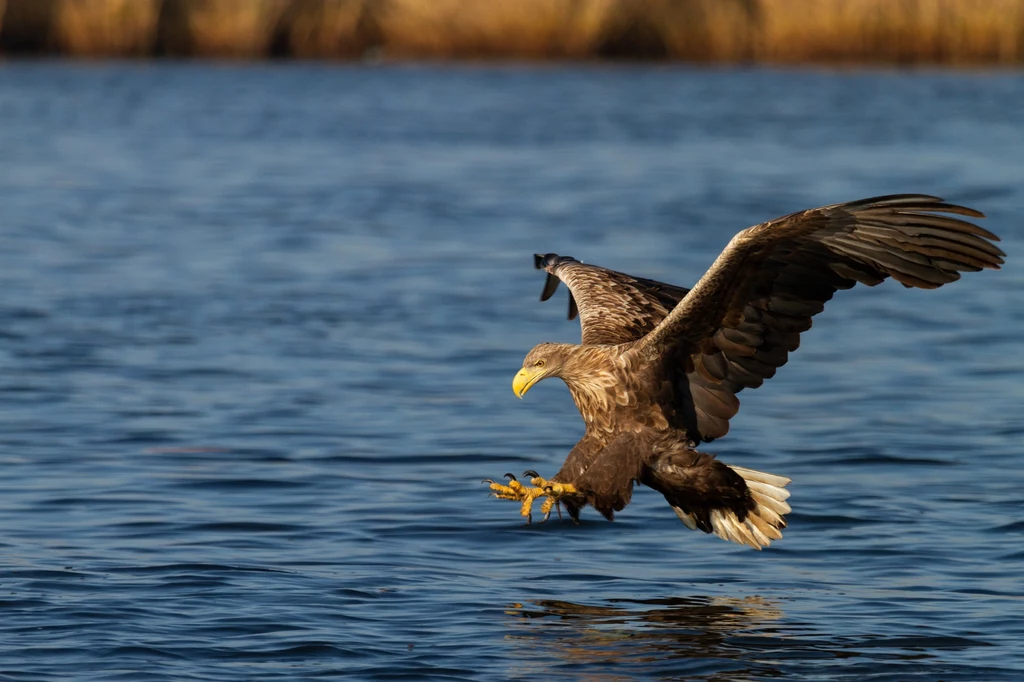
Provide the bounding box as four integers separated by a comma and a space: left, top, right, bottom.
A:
513, 342, 572, 398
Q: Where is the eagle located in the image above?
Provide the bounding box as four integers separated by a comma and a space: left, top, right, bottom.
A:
487, 194, 1004, 549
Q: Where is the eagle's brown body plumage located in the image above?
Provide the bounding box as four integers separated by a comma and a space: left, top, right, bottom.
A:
507, 195, 1004, 548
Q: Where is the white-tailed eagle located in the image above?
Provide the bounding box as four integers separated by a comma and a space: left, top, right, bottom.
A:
487, 195, 1003, 549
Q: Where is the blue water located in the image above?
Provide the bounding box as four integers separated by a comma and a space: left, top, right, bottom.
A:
0, 63, 1022, 680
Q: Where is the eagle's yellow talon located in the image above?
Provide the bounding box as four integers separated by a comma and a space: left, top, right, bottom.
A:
486, 472, 578, 523
540, 495, 558, 523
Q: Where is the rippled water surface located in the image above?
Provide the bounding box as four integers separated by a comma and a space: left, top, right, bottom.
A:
0, 63, 1022, 680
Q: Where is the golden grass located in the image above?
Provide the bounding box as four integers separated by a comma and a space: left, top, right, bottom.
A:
273, 0, 369, 59
756, 0, 1024, 65
375, 0, 608, 59
0, 0, 1022, 64
52, 0, 160, 56
158, 0, 292, 58
636, 0, 761, 62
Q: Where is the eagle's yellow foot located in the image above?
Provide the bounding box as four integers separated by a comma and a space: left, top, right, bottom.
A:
484, 471, 578, 524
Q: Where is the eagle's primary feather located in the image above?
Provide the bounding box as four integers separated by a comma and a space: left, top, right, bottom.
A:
509, 195, 1003, 549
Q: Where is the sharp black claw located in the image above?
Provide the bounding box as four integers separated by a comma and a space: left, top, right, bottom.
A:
504, 473, 517, 482
523, 469, 540, 479
482, 479, 494, 484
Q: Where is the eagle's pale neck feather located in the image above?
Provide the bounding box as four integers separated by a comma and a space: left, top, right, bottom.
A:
557, 346, 623, 429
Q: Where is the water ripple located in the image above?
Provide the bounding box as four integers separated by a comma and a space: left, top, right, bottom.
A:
0, 62, 1020, 680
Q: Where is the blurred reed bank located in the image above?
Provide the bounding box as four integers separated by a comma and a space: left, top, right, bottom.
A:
0, 0, 1022, 64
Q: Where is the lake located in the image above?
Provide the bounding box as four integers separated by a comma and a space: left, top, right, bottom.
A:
0, 62, 1022, 680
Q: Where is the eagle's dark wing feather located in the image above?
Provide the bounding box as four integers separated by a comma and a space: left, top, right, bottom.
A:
635, 194, 1004, 443
535, 253, 689, 345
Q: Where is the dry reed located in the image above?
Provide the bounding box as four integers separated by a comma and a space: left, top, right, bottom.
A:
374, 0, 604, 59
157, 0, 292, 58
272, 0, 370, 59
755, 0, 1024, 64
0, 0, 1022, 64
52, 0, 161, 56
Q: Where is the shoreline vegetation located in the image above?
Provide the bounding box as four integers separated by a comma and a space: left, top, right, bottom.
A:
0, 0, 1022, 65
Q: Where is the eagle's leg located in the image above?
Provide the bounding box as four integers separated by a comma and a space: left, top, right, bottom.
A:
484, 472, 578, 524
524, 470, 578, 522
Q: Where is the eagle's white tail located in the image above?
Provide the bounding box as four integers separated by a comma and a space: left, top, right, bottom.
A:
672, 465, 792, 550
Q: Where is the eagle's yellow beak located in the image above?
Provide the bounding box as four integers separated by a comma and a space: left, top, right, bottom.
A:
512, 367, 544, 399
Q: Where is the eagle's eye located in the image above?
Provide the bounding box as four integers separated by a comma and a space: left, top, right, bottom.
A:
534, 360, 545, 368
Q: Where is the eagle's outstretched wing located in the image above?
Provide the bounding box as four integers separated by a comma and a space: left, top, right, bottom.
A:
635, 194, 1005, 443
534, 253, 689, 345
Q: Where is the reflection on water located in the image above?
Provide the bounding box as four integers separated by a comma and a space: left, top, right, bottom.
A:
506, 595, 993, 679
507, 596, 785, 679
